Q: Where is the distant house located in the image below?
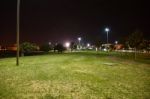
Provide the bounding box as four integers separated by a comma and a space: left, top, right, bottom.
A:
6, 44, 17, 51
0, 45, 6, 51
101, 44, 113, 51
114, 44, 124, 50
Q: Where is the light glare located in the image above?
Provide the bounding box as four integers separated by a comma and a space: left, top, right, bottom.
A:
78, 37, 81, 41
65, 42, 70, 48
115, 41, 118, 44
87, 43, 90, 47
105, 28, 110, 32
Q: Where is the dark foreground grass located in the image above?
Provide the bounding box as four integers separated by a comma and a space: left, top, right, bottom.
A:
0, 51, 150, 99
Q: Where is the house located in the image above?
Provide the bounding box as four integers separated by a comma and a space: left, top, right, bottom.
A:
101, 43, 113, 51
6, 44, 17, 51
0, 45, 6, 51
114, 44, 124, 50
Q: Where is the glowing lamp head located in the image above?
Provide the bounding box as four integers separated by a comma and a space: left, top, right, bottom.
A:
78, 37, 81, 41
65, 42, 70, 48
115, 41, 118, 44
49, 42, 51, 45
105, 28, 110, 32
87, 43, 90, 47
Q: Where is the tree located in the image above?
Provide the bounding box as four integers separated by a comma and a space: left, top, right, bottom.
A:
138, 40, 150, 53
20, 42, 37, 56
54, 43, 66, 53
40, 43, 53, 52
70, 42, 77, 52
128, 30, 143, 59
94, 40, 102, 51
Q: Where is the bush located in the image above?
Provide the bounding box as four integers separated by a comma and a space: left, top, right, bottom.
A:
20, 42, 37, 53
54, 43, 66, 53
40, 44, 53, 52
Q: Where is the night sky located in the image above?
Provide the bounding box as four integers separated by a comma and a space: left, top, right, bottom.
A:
0, 0, 150, 45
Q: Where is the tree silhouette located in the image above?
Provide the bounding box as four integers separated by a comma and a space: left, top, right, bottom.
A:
20, 42, 37, 56
138, 40, 150, 53
70, 42, 77, 52
128, 30, 143, 59
40, 43, 53, 52
54, 43, 66, 53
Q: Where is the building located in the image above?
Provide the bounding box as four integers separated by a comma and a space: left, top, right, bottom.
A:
114, 44, 124, 50
101, 43, 113, 51
6, 44, 17, 51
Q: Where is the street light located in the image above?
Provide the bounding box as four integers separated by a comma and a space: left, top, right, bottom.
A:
49, 42, 51, 45
115, 41, 118, 44
65, 42, 70, 48
105, 27, 110, 44
78, 37, 81, 41
87, 43, 90, 47
78, 37, 81, 49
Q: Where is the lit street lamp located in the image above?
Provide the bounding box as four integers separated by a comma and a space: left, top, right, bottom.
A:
105, 28, 110, 44
65, 42, 70, 48
78, 37, 81, 49
115, 41, 118, 44
87, 43, 90, 47
49, 42, 51, 45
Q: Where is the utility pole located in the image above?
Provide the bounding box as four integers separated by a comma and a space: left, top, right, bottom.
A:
16, 0, 20, 66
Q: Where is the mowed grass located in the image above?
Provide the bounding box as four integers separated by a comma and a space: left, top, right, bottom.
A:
0, 51, 150, 99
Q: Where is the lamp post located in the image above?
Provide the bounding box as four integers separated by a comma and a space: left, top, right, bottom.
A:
48, 42, 51, 45
87, 43, 90, 47
78, 37, 81, 49
16, 0, 20, 66
65, 42, 70, 52
65, 42, 70, 48
105, 28, 110, 44
115, 41, 118, 44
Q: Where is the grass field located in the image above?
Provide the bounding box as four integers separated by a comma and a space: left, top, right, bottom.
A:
0, 51, 150, 99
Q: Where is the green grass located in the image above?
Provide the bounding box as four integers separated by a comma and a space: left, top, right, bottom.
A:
0, 51, 150, 99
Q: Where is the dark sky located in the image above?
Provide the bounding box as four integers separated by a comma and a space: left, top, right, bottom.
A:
0, 0, 150, 45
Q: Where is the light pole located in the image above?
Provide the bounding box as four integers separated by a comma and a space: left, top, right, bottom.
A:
105, 28, 110, 44
49, 42, 51, 45
78, 37, 81, 49
65, 42, 70, 48
87, 43, 90, 47
16, 0, 20, 66
115, 41, 118, 45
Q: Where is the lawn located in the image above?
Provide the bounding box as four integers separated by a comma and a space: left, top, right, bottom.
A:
0, 51, 150, 99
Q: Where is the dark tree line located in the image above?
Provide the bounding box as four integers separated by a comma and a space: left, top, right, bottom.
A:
127, 30, 150, 59
20, 42, 66, 55
54, 43, 66, 53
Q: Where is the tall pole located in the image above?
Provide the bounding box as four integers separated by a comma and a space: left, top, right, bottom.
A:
79, 40, 80, 49
107, 31, 108, 44
16, 0, 20, 66
105, 28, 109, 44
78, 37, 81, 50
